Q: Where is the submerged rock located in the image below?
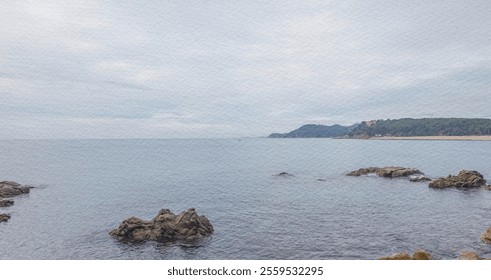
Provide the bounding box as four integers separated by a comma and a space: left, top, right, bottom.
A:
276, 172, 294, 177
379, 250, 432, 260
429, 170, 486, 189
458, 251, 482, 260
110, 208, 214, 243
0, 213, 10, 222
0, 181, 31, 198
0, 200, 14, 207
412, 249, 432, 260
481, 226, 491, 244
379, 252, 412, 260
347, 167, 422, 178
409, 176, 432, 182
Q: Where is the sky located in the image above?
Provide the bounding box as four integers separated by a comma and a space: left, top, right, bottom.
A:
1, 0, 490, 139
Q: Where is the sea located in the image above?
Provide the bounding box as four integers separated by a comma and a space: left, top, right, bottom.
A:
1, 138, 490, 259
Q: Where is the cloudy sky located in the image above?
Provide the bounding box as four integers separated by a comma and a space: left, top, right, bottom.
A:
1, 0, 490, 139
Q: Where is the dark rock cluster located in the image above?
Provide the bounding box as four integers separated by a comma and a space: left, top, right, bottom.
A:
379, 249, 432, 260
481, 226, 491, 244
110, 208, 214, 243
347, 166, 423, 179
0, 181, 32, 222
429, 170, 487, 189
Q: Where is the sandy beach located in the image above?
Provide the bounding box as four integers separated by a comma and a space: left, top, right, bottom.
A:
369, 135, 491, 141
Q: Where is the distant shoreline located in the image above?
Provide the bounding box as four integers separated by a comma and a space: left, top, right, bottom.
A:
368, 135, 491, 141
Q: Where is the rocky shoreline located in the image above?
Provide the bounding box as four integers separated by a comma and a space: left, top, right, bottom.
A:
347, 166, 491, 259
380, 247, 491, 260
379, 225, 491, 260
0, 181, 33, 222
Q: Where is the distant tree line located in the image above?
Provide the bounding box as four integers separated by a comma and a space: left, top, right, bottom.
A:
349, 118, 491, 137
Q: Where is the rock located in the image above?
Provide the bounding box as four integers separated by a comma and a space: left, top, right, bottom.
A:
481, 226, 491, 244
347, 167, 379, 176
347, 167, 422, 178
276, 172, 294, 177
380, 167, 422, 178
110, 208, 214, 243
429, 170, 487, 189
380, 250, 432, 260
458, 251, 482, 260
379, 252, 412, 260
0, 181, 21, 186
0, 200, 14, 207
410, 176, 432, 182
484, 185, 491, 190
412, 249, 432, 260
0, 181, 31, 198
0, 213, 10, 222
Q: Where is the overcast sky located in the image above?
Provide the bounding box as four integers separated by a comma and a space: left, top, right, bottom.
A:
1, 0, 490, 139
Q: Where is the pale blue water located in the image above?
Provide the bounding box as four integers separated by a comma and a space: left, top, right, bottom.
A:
1, 138, 491, 259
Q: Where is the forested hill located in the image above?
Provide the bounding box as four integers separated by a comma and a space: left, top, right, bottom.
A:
349, 118, 491, 137
268, 124, 351, 138
268, 118, 491, 138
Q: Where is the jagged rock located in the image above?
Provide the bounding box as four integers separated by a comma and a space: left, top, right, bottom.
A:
110, 208, 214, 243
458, 251, 482, 260
348, 167, 422, 178
410, 176, 432, 182
0, 200, 14, 207
481, 226, 491, 244
0, 213, 10, 222
429, 170, 486, 189
379, 252, 412, 260
380, 250, 432, 260
412, 249, 432, 260
276, 172, 294, 177
0, 181, 31, 198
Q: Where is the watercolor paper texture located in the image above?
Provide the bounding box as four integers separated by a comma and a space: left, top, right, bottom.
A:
1, 1, 490, 260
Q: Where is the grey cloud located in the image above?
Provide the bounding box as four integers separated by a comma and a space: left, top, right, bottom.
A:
0, 0, 490, 138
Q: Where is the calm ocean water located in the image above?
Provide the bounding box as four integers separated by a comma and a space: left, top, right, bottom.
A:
1, 138, 490, 259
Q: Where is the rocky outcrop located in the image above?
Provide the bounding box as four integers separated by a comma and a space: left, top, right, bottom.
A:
0, 181, 31, 198
379, 250, 432, 260
0, 200, 14, 207
481, 226, 491, 244
0, 213, 10, 223
428, 170, 486, 189
110, 208, 214, 243
484, 185, 491, 190
347, 167, 422, 178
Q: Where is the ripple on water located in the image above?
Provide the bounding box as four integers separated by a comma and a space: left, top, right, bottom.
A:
1, 138, 491, 259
